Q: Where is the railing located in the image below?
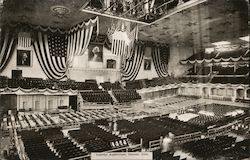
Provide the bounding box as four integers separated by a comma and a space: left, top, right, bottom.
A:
174, 131, 202, 144
148, 131, 202, 149
147, 120, 241, 150
207, 121, 239, 138
149, 139, 161, 149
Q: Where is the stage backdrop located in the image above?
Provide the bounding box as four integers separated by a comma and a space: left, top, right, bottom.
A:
68, 45, 121, 83
1, 29, 176, 82
135, 47, 158, 80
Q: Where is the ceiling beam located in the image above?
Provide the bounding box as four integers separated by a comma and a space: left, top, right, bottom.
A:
80, 0, 207, 26
149, 0, 208, 25
80, 8, 150, 25
121, 0, 146, 16
81, 0, 91, 9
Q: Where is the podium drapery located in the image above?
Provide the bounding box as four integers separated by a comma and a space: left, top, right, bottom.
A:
33, 17, 99, 80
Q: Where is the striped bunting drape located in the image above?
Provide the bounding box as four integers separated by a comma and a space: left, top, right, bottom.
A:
121, 42, 145, 81
33, 17, 98, 80
33, 32, 67, 80
152, 46, 169, 77
111, 39, 126, 56
66, 17, 98, 67
18, 32, 31, 48
0, 29, 16, 71
111, 25, 138, 57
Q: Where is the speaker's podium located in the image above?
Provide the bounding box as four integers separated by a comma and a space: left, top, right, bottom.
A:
12, 70, 22, 79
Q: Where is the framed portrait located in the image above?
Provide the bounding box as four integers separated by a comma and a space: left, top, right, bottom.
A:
107, 59, 116, 69
144, 59, 151, 70
88, 44, 103, 62
17, 50, 31, 66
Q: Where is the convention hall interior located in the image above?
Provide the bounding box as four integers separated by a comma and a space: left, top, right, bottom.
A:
0, 0, 249, 159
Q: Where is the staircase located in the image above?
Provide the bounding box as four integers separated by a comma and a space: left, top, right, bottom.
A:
108, 91, 118, 103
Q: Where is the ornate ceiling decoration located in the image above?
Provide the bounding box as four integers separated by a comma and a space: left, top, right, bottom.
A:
50, 5, 71, 18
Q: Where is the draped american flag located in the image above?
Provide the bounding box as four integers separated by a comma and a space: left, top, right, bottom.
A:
152, 46, 169, 77
33, 16, 98, 80
47, 34, 67, 57
33, 32, 67, 79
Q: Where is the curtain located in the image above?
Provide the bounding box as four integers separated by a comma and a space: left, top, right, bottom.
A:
152, 46, 169, 77
0, 28, 17, 71
121, 42, 145, 81
33, 32, 67, 79
67, 17, 99, 68
33, 17, 99, 80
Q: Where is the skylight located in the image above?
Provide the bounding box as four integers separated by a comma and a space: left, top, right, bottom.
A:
212, 41, 231, 46
239, 36, 249, 42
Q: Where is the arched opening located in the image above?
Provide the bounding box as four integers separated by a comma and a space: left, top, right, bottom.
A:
202, 87, 209, 98
246, 89, 250, 98
236, 89, 244, 99
211, 88, 217, 95
218, 88, 225, 96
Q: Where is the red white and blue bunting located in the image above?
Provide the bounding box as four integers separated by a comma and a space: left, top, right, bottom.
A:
33, 32, 67, 79
33, 17, 99, 80
0, 87, 78, 95
0, 28, 17, 71
67, 17, 99, 68
121, 42, 145, 81
152, 46, 169, 77
181, 55, 250, 64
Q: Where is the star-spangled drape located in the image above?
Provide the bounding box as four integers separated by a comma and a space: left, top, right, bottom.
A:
33, 17, 99, 79
47, 34, 67, 57
33, 32, 67, 79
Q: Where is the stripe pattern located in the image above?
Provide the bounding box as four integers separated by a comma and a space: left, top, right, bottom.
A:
33, 32, 67, 80
32, 17, 98, 80
152, 46, 169, 77
111, 39, 126, 56
121, 43, 145, 81
0, 29, 16, 71
66, 20, 96, 68
18, 32, 31, 48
